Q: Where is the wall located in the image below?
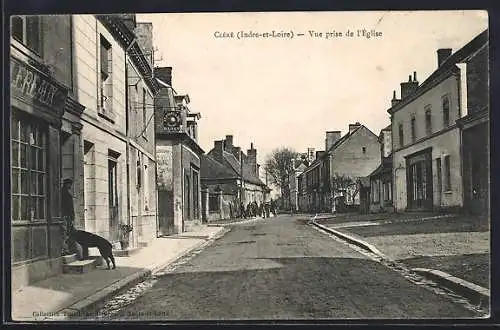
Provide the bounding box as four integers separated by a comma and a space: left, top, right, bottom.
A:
391, 73, 463, 212
74, 15, 129, 240
466, 45, 488, 115
392, 128, 462, 211
81, 124, 127, 240
41, 15, 73, 92
392, 75, 460, 151
329, 126, 380, 178
127, 59, 155, 155
73, 15, 127, 133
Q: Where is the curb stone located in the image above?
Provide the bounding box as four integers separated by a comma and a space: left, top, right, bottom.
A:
47, 227, 229, 321
310, 217, 490, 312
311, 219, 388, 259
412, 268, 490, 309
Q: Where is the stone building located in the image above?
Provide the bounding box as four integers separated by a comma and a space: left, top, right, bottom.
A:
389, 30, 487, 212
124, 18, 160, 248
367, 125, 394, 213
201, 136, 269, 221
456, 30, 489, 215
10, 15, 84, 289
155, 67, 204, 235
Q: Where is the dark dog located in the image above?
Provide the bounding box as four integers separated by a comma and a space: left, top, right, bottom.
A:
70, 229, 116, 270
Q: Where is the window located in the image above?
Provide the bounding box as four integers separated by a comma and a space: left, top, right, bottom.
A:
444, 155, 451, 191
11, 15, 42, 55
436, 158, 442, 195
411, 116, 416, 143
362, 147, 366, 154
425, 108, 432, 136
383, 181, 392, 203
142, 88, 147, 136
442, 96, 450, 128
99, 36, 113, 117
209, 194, 220, 212
11, 115, 47, 223
398, 123, 404, 147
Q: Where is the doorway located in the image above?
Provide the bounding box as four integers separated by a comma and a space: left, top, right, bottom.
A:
406, 149, 433, 211
108, 150, 120, 241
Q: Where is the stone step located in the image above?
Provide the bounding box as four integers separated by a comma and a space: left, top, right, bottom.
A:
113, 247, 141, 257
62, 259, 99, 274
62, 253, 78, 265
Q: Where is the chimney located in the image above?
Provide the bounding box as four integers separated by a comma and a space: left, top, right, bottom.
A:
325, 131, 341, 150
349, 122, 361, 134
135, 22, 154, 68
307, 148, 316, 163
232, 146, 241, 162
225, 135, 233, 153
400, 72, 419, 99
391, 90, 400, 107
247, 143, 258, 175
437, 48, 452, 67
154, 67, 172, 86
213, 140, 225, 162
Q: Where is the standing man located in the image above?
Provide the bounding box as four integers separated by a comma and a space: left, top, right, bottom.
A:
61, 178, 76, 256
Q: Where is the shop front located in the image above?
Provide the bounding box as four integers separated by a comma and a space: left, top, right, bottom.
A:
10, 49, 69, 290
405, 148, 433, 211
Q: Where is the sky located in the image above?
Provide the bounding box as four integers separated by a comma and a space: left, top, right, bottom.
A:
137, 11, 488, 166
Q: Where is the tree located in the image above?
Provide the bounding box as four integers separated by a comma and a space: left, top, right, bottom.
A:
263, 147, 299, 207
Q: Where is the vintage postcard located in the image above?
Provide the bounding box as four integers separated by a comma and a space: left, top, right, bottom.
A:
8, 11, 490, 322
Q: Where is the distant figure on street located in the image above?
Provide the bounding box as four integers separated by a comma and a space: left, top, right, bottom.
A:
252, 201, 258, 217
264, 202, 270, 218
270, 198, 277, 217
258, 202, 264, 217
240, 202, 246, 219
61, 178, 76, 255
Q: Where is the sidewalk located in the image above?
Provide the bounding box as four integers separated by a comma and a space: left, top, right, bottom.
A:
11, 225, 227, 321
312, 212, 490, 306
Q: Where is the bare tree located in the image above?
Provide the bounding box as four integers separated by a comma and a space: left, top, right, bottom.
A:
264, 147, 299, 205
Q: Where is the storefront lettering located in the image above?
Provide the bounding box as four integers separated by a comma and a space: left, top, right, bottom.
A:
11, 58, 64, 108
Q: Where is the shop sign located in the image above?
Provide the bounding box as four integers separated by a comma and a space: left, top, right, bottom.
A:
11, 57, 68, 112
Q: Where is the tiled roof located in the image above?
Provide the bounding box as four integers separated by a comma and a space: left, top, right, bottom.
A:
223, 152, 266, 186
200, 154, 238, 180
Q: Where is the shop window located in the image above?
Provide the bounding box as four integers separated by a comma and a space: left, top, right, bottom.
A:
11, 115, 47, 223
99, 35, 113, 119
10, 15, 42, 55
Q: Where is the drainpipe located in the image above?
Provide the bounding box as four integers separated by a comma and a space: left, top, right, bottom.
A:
124, 38, 137, 246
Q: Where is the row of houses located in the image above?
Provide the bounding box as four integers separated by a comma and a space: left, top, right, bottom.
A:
289, 29, 489, 216
10, 14, 269, 291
